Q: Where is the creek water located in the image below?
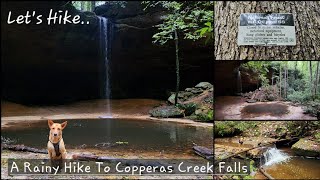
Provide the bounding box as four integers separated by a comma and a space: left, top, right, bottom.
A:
260, 147, 320, 179
261, 147, 290, 166
1, 119, 213, 155
257, 147, 320, 179
215, 138, 320, 179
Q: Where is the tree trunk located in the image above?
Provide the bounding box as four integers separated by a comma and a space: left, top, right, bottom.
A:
91, 1, 95, 11
286, 63, 288, 98
214, 1, 320, 60
81, 1, 84, 11
87, 2, 90, 11
174, 29, 180, 105
309, 61, 314, 99
314, 61, 320, 95
279, 65, 282, 98
284, 65, 287, 98
271, 71, 274, 86
294, 61, 298, 80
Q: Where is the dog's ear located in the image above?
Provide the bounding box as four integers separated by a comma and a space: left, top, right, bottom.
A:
61, 121, 67, 130
48, 120, 54, 128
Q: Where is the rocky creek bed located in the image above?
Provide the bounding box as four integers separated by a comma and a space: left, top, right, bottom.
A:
215, 96, 317, 120
214, 121, 320, 179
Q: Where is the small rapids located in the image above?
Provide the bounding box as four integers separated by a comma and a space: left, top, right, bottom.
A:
261, 147, 291, 166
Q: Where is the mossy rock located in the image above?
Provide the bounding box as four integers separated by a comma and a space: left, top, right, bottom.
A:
167, 91, 193, 104
195, 82, 213, 90
291, 138, 320, 157
176, 103, 197, 116
149, 106, 184, 118
185, 87, 203, 94
214, 122, 242, 137
315, 132, 320, 142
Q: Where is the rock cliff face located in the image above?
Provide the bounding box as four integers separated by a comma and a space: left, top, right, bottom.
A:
214, 61, 274, 96
1, 1, 213, 104
214, 61, 243, 96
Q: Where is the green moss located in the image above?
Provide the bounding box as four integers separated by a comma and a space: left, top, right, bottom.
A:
176, 103, 198, 116
194, 109, 214, 122
215, 121, 257, 137
315, 132, 320, 142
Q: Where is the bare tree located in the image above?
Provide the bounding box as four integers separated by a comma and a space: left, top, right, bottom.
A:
279, 64, 282, 98
174, 29, 180, 105
284, 64, 287, 98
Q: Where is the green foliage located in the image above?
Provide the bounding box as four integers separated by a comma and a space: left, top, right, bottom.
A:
242, 160, 256, 179
215, 122, 238, 137
287, 121, 320, 137
234, 122, 257, 132
208, 109, 214, 119
72, 1, 127, 11
195, 110, 214, 122
242, 61, 320, 106
142, 1, 213, 45
241, 61, 271, 87
215, 121, 257, 137
303, 101, 320, 117
176, 103, 198, 116
315, 132, 320, 142
287, 91, 312, 103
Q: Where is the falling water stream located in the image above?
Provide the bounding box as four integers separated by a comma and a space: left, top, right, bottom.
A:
261, 147, 290, 166
216, 138, 320, 179
98, 16, 112, 118
236, 67, 242, 95
259, 147, 320, 179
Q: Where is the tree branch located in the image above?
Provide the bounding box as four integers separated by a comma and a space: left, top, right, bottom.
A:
114, 23, 153, 30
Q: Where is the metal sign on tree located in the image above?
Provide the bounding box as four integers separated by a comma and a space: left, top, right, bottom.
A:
237, 13, 296, 46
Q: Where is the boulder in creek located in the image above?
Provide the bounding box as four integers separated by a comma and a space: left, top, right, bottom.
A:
291, 138, 320, 157
149, 105, 184, 118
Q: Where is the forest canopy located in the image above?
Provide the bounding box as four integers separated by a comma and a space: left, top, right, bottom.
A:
241, 61, 320, 104
72, 1, 127, 11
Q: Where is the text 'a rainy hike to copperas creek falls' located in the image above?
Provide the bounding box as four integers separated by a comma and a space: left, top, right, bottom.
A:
8, 159, 250, 176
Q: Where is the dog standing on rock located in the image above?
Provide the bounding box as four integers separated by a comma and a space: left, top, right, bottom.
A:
47, 120, 68, 160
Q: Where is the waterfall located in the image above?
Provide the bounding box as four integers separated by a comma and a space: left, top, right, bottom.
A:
261, 147, 290, 166
236, 67, 242, 95
98, 16, 112, 117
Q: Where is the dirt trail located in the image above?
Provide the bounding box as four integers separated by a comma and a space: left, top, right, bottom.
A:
215, 96, 316, 120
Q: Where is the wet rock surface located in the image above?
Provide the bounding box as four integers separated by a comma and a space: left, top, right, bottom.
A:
241, 103, 289, 118
149, 105, 184, 118
215, 96, 317, 120
291, 138, 320, 157
214, 137, 277, 160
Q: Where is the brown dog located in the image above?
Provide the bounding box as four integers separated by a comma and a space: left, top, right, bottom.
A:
47, 120, 67, 160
